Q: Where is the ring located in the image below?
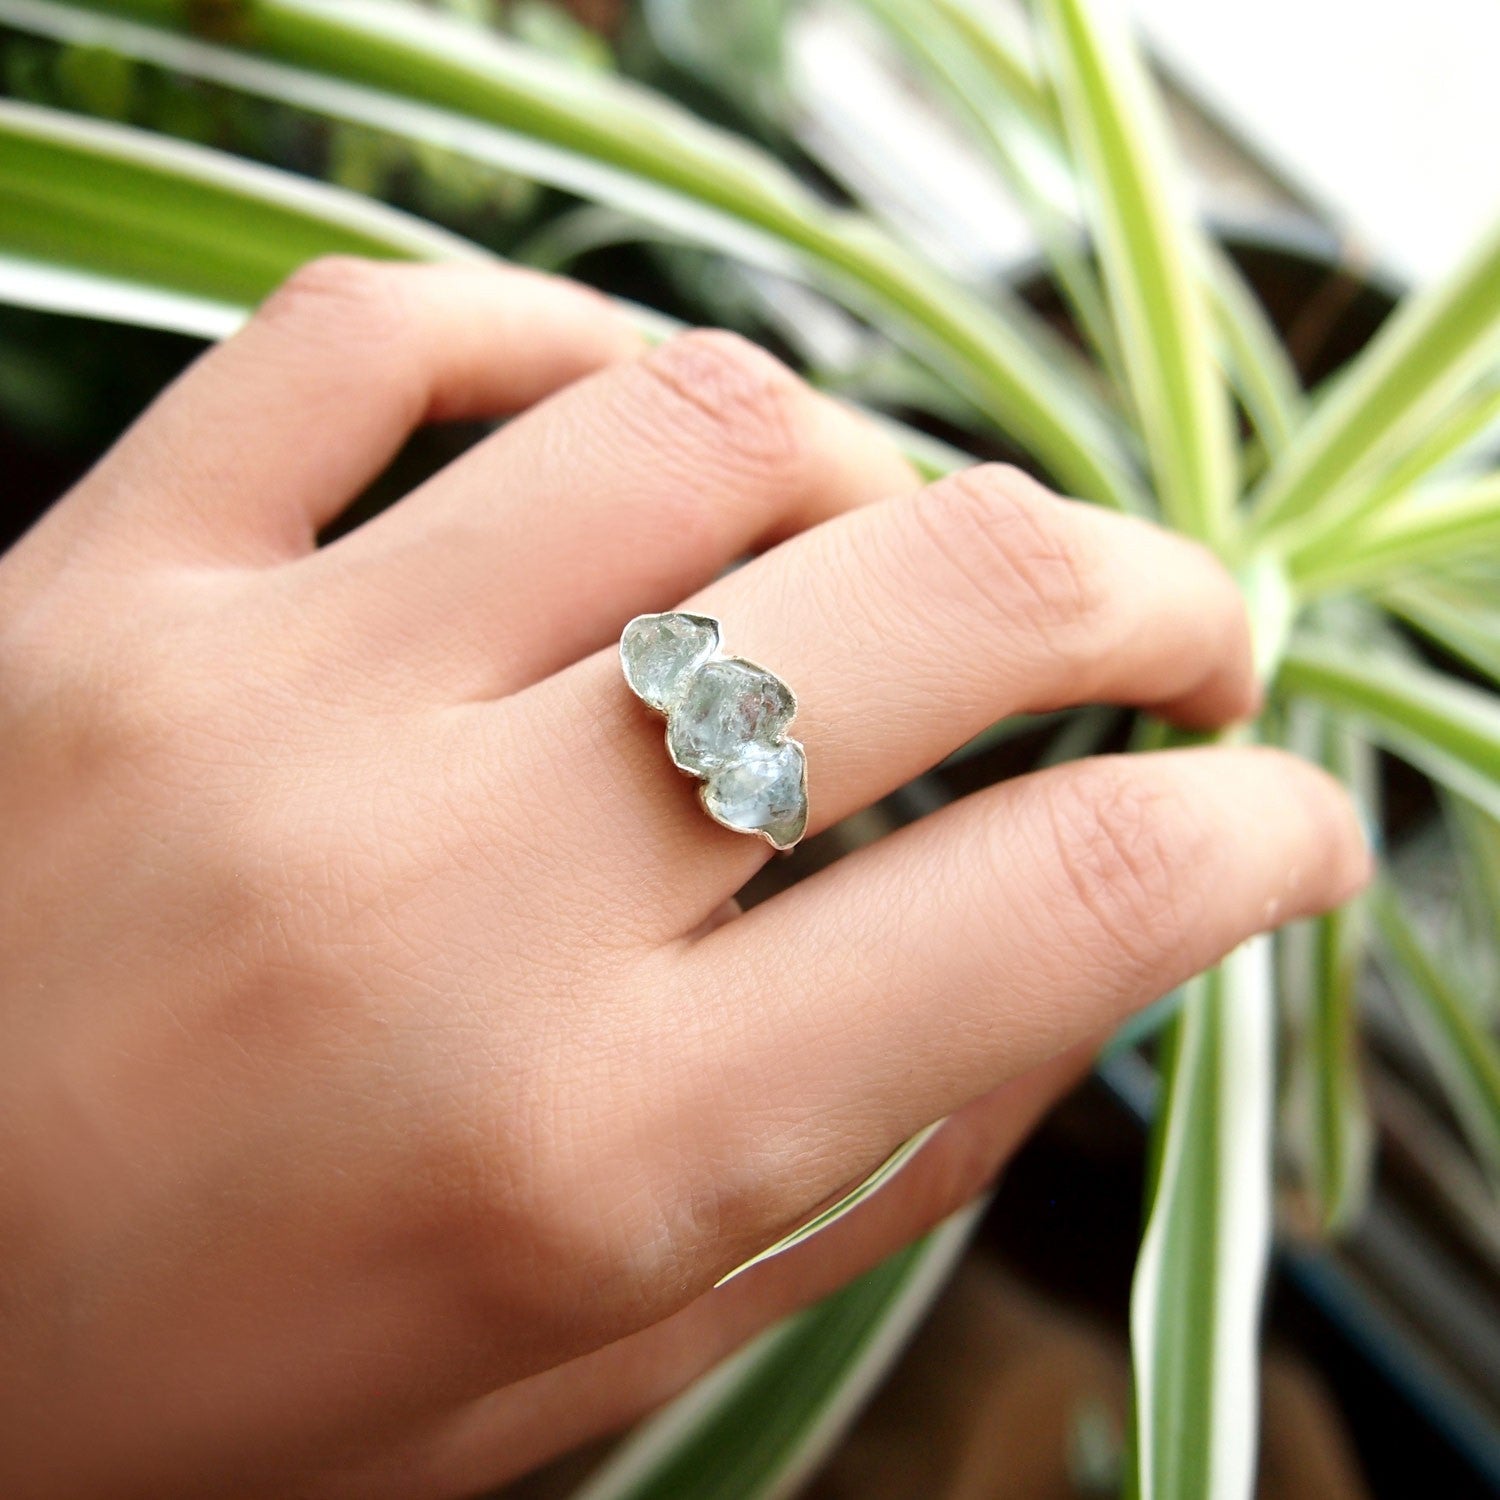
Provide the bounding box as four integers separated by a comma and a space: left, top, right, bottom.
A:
620, 612, 808, 851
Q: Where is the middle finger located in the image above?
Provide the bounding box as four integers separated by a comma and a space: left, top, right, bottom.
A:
502, 463, 1258, 932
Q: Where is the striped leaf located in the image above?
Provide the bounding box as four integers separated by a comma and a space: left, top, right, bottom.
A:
0, 102, 966, 486
575, 1206, 981, 1500
1384, 560, 1500, 692
852, 0, 1121, 378
1291, 473, 1500, 595
6, 0, 1142, 506
1131, 937, 1275, 1500
1450, 801, 1500, 1015
1332, 375, 1500, 521
715, 1122, 943, 1287
0, 250, 243, 338
853, 0, 1302, 455
1279, 718, 1375, 1233
0, 94, 485, 305
1279, 637, 1500, 819
1252, 214, 1500, 540
1371, 884, 1500, 1186
1035, 0, 1237, 542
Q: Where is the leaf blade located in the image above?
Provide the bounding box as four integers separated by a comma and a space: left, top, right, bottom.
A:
857, 0, 1303, 457
1291, 473, 1500, 596
1280, 718, 1375, 1234
574, 1206, 980, 1500
1252, 215, 1500, 538
19, 0, 1143, 505
1278, 637, 1500, 819
714, 1122, 943, 1287
0, 93, 484, 306
1371, 883, 1500, 1185
1036, 0, 1236, 540
1384, 571, 1500, 696
1131, 938, 1275, 1500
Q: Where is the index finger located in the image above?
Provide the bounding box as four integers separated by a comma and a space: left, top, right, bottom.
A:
51, 258, 642, 565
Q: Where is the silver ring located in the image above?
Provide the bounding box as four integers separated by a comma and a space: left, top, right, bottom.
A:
620, 612, 808, 851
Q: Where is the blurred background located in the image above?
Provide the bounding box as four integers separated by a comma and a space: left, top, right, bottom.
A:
3, 3, 1499, 1497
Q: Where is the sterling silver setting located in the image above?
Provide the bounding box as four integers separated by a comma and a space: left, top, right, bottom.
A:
620, 612, 808, 851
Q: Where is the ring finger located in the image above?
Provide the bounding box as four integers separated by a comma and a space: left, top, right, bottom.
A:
498, 462, 1259, 929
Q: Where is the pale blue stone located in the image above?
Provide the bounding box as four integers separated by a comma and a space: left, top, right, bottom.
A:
619, 612, 719, 711
667, 657, 796, 774
702, 741, 807, 849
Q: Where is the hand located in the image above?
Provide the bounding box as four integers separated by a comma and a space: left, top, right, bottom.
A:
0, 259, 1369, 1498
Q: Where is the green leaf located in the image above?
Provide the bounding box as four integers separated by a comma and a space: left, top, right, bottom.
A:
1035, 0, 1236, 543
1251, 214, 1500, 538
925, 0, 1055, 129
1384, 562, 1500, 690
1327, 375, 1500, 523
1282, 904, 1372, 1233
1291, 473, 1500, 596
714, 1121, 944, 1287
0, 249, 244, 337
1237, 550, 1295, 683
1371, 883, 1500, 1186
852, 0, 1122, 380
1131, 937, 1275, 1500
1278, 636, 1500, 819
1201, 240, 1305, 457
856, 0, 1304, 459
1445, 797, 1500, 1022
0, 107, 968, 487
574, 1205, 981, 1500
0, 94, 486, 306
1280, 718, 1374, 1234
13, 0, 1143, 507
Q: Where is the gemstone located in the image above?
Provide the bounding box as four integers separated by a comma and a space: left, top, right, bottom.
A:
666, 657, 797, 774
619, 612, 720, 711
702, 741, 808, 848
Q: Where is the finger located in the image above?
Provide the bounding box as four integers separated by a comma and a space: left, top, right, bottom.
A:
348, 1053, 1084, 1500
300, 330, 918, 697
513, 464, 1258, 923
59, 258, 642, 564
654, 746, 1368, 1277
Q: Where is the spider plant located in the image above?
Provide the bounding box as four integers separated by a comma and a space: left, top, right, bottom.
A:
1, 2, 1498, 1496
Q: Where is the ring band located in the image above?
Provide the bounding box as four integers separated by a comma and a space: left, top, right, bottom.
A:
620, 612, 808, 851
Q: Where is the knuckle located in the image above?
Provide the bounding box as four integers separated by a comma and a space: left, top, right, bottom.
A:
256, 254, 415, 350
0, 572, 220, 796
25, 608, 272, 806
46, 631, 182, 771
412, 990, 689, 1311
447, 1091, 686, 1328
667, 1137, 801, 1277
915, 465, 1108, 660
1043, 760, 1211, 972
638, 330, 812, 482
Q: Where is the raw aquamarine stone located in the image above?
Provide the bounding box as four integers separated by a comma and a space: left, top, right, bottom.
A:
702, 741, 807, 849
667, 657, 796, 774
619, 612, 720, 711
620, 609, 808, 850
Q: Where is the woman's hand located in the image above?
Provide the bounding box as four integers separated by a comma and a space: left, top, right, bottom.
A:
0, 260, 1369, 1498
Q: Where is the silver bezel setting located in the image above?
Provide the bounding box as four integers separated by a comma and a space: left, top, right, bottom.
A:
620, 612, 808, 851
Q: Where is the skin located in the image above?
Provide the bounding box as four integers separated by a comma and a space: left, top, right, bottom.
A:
0, 259, 1370, 1498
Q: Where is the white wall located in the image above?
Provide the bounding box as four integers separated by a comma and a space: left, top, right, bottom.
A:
1132, 0, 1500, 284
